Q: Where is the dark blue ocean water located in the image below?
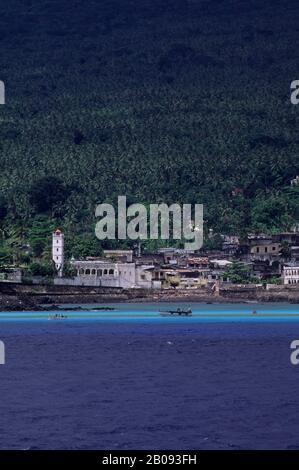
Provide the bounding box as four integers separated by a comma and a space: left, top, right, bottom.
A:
1, 303, 299, 450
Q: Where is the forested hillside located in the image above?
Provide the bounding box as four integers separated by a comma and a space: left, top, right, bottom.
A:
0, 0, 299, 265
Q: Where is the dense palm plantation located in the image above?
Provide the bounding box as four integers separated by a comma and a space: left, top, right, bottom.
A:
0, 0, 299, 266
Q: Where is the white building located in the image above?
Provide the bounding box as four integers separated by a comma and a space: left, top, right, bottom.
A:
71, 259, 137, 288
51, 233, 159, 288
283, 266, 299, 285
52, 229, 64, 277
54, 258, 158, 289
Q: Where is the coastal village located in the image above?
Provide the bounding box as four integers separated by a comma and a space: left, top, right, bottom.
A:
51, 230, 299, 289
1, 174, 299, 299
2, 228, 299, 291
1, 175, 299, 304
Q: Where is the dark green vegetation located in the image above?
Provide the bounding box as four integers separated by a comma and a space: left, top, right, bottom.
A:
223, 259, 256, 284
0, 0, 299, 265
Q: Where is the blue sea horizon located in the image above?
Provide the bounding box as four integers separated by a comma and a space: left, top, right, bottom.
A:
0, 303, 299, 450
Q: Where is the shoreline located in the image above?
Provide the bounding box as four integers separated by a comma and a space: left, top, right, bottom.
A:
0, 295, 296, 312
1, 282, 299, 311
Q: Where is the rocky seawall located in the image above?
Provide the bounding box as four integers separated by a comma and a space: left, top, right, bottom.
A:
1, 282, 299, 310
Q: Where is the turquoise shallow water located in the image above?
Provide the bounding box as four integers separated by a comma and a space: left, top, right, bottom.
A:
1, 302, 299, 322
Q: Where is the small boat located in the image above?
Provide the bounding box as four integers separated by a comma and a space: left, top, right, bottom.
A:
48, 313, 68, 320
252, 310, 257, 315
90, 307, 116, 311
159, 308, 192, 317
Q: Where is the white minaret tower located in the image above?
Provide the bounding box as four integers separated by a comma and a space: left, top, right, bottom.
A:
52, 229, 64, 277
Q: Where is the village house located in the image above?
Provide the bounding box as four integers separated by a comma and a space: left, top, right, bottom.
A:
272, 232, 299, 264
272, 232, 299, 245
291, 175, 299, 186
283, 265, 299, 285
103, 250, 133, 262
250, 259, 280, 281
207, 259, 231, 283
133, 252, 165, 267
221, 235, 240, 256
0, 267, 22, 283
186, 256, 209, 269
236, 234, 283, 280
157, 248, 195, 265
156, 267, 211, 289
238, 235, 280, 260
248, 235, 281, 259
290, 246, 299, 263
